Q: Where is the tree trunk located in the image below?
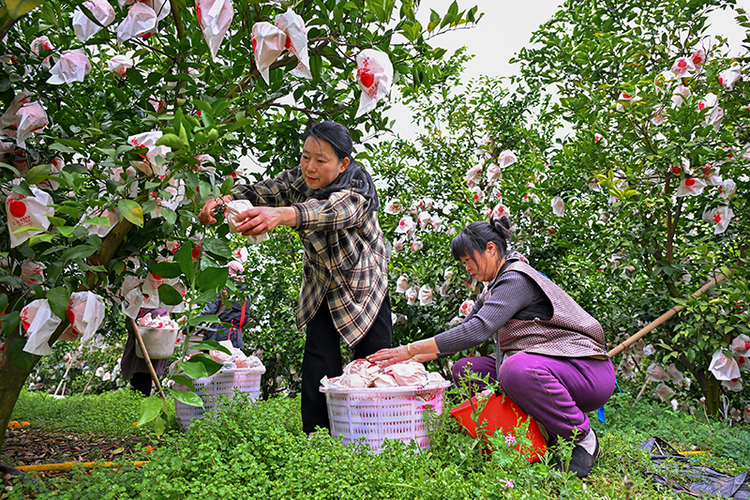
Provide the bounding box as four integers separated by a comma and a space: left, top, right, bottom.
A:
1, 217, 134, 453
0, 327, 41, 452
692, 368, 721, 417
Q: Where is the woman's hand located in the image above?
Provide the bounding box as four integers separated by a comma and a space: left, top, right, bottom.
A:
198, 196, 232, 225
367, 340, 439, 368
233, 206, 297, 236
366, 346, 410, 368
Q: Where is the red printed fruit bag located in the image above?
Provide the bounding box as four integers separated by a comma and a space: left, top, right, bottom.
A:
6, 187, 54, 247
65, 291, 106, 345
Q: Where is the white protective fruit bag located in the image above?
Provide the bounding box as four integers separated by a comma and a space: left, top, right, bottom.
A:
65, 291, 106, 346
21, 299, 62, 356
5, 187, 54, 247
355, 49, 393, 118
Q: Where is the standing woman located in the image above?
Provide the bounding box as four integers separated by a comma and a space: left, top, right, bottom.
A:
367, 216, 615, 478
199, 121, 391, 434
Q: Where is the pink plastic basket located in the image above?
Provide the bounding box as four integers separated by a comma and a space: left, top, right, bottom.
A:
320, 381, 451, 453
174, 366, 265, 429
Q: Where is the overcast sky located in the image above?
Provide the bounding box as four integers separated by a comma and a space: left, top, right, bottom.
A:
382, 0, 748, 140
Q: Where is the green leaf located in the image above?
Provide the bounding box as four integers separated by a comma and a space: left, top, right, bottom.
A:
137, 396, 163, 426
176, 357, 214, 379
118, 199, 144, 227
170, 374, 195, 392
191, 353, 223, 376
157, 283, 183, 306
175, 241, 194, 283
1, 310, 20, 337
5, 0, 44, 19
310, 54, 322, 82
197, 266, 228, 293
8, 337, 34, 372
25, 163, 51, 185
152, 261, 182, 279
156, 133, 186, 149
0, 294, 7, 314
12, 225, 45, 235
428, 9, 440, 31
189, 341, 231, 355
162, 207, 177, 226
193, 100, 213, 117
174, 107, 185, 135
195, 288, 218, 304
61, 244, 97, 263
220, 177, 234, 195
83, 216, 111, 226
56, 226, 75, 237
202, 238, 232, 259
47, 287, 71, 320
11, 182, 34, 197
168, 387, 204, 408
187, 314, 220, 326
126, 67, 144, 86
153, 415, 165, 436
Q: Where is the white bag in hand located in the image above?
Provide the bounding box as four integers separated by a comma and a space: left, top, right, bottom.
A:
227, 199, 268, 245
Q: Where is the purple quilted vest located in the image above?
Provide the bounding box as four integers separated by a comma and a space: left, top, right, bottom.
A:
492, 260, 607, 359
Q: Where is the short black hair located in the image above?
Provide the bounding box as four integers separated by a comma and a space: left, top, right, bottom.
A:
303, 121, 353, 162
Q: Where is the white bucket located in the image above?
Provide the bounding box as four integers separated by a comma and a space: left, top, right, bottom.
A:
135, 327, 179, 359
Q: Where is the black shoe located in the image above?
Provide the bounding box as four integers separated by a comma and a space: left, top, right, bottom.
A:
555, 432, 599, 479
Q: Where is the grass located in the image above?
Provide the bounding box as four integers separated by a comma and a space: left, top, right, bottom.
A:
8, 389, 171, 438
2, 388, 748, 499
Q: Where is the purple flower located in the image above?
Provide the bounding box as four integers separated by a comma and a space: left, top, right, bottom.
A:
505, 433, 516, 447
501, 478, 514, 489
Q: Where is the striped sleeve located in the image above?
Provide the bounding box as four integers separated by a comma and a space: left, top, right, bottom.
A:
435, 271, 538, 354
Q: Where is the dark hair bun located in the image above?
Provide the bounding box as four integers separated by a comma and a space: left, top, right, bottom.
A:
490, 215, 512, 240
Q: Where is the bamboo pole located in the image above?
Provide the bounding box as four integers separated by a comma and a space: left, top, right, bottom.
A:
53, 355, 76, 397
127, 317, 168, 403
81, 368, 97, 396
15, 461, 150, 472
608, 273, 728, 358
634, 379, 650, 403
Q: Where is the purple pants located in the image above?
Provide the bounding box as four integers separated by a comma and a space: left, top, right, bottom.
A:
452, 353, 615, 442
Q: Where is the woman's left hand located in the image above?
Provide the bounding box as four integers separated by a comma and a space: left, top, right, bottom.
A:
234, 206, 296, 236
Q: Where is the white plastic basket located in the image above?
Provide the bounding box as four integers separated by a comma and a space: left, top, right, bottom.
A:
320, 380, 451, 453
174, 366, 265, 429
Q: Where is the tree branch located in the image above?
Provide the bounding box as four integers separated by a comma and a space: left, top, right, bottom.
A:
0, 16, 17, 42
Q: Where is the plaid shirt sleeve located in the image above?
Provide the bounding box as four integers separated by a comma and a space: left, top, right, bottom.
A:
293, 189, 371, 232
231, 167, 309, 207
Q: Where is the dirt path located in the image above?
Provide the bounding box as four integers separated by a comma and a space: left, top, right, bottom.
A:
1, 427, 148, 490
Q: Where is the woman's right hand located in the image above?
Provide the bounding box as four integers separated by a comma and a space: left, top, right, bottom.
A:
198, 197, 226, 225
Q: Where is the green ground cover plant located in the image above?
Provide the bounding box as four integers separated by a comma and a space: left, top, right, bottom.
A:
7, 388, 169, 438
3, 388, 748, 499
